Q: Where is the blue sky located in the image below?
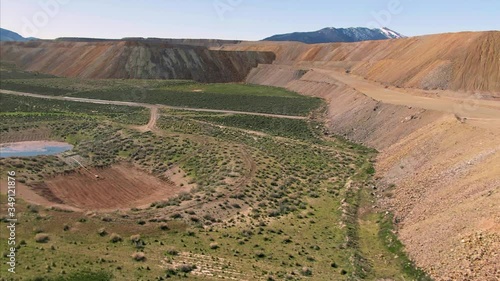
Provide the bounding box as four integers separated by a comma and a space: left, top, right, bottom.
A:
1, 0, 499, 40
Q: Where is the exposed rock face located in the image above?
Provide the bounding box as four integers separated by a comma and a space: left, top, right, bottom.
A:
223, 31, 500, 94
0, 40, 275, 82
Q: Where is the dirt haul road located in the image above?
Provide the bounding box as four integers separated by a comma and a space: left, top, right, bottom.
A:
313, 68, 500, 127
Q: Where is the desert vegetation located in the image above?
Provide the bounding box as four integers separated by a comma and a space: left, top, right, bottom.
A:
0, 65, 426, 280
0, 66, 322, 116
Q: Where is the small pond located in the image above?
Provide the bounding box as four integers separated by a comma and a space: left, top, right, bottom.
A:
0, 141, 73, 158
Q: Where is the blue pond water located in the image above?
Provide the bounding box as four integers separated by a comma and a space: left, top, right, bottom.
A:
0, 141, 73, 158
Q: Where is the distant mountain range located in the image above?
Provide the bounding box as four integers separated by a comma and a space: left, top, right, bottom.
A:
0, 28, 37, 42
0, 26, 405, 44
263, 27, 405, 44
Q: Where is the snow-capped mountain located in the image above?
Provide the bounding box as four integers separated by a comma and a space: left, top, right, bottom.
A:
263, 27, 405, 44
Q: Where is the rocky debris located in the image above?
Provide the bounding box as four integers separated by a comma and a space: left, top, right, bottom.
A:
436, 232, 500, 281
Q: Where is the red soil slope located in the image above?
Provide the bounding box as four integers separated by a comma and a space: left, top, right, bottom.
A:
31, 164, 190, 211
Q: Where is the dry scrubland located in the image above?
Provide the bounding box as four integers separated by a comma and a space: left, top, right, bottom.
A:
1, 31, 499, 280
0, 65, 424, 281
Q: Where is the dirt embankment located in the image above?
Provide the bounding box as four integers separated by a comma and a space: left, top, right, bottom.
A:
376, 115, 500, 280
246, 64, 308, 87
243, 63, 500, 280
222, 31, 500, 95
0, 40, 275, 82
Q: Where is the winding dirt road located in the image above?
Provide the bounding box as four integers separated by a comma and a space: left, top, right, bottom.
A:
0, 90, 308, 124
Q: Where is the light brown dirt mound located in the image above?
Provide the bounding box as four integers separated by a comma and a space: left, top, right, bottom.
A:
0, 40, 275, 82
452, 32, 500, 93
376, 116, 500, 281
30, 164, 190, 211
222, 31, 500, 94
245, 64, 308, 87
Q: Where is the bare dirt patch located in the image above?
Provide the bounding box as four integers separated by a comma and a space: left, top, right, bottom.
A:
29, 163, 190, 211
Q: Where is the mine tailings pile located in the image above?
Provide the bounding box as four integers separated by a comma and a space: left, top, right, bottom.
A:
0, 39, 275, 82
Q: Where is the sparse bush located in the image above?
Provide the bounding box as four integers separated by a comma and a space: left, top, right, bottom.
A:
33, 227, 44, 234
267, 209, 280, 217
301, 267, 312, 276
209, 242, 219, 249
131, 252, 146, 262
170, 213, 182, 219
177, 263, 196, 273
130, 234, 141, 243
98, 228, 107, 237
165, 266, 177, 276
35, 233, 50, 243
166, 247, 178, 256
109, 233, 122, 243
255, 251, 266, 258
27, 204, 39, 213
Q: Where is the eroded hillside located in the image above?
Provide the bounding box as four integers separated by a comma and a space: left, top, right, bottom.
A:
0, 40, 275, 82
